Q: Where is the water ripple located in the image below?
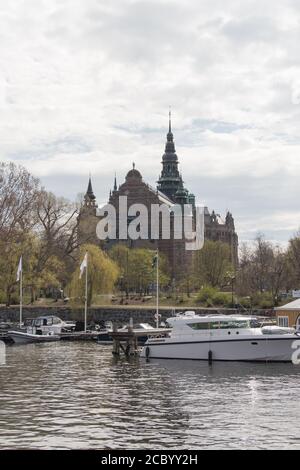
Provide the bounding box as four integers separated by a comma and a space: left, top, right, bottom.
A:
0, 343, 299, 449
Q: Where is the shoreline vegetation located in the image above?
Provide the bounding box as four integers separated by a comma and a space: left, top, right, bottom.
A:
0, 290, 287, 311
1, 162, 300, 313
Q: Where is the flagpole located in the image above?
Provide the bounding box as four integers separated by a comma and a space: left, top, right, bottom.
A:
156, 248, 159, 329
20, 261, 23, 329
84, 253, 88, 333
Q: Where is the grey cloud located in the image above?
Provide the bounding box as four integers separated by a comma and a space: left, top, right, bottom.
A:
221, 16, 280, 44
1, 0, 300, 244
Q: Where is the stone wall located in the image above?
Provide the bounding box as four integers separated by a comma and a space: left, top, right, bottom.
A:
0, 306, 271, 325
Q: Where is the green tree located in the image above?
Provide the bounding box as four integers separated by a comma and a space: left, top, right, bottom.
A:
0, 233, 66, 305
0, 240, 25, 306
109, 244, 170, 295
69, 244, 119, 306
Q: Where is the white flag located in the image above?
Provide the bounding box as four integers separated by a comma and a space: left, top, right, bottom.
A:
16, 256, 22, 282
79, 252, 88, 279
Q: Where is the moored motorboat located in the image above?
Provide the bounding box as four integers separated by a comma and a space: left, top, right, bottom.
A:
8, 330, 60, 345
8, 315, 74, 345
140, 311, 300, 362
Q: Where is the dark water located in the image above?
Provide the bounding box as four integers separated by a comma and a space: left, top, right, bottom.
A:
0, 342, 299, 450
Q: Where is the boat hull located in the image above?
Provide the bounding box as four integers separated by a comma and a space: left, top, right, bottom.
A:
141, 335, 300, 362
8, 331, 61, 345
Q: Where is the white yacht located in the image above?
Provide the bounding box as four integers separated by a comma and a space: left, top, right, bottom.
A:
8, 315, 75, 345
140, 311, 300, 362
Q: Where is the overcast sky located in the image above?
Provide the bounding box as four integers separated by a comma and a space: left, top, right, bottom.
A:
1, 0, 300, 244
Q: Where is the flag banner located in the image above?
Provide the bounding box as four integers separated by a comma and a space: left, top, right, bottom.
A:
16, 256, 22, 282
79, 252, 88, 279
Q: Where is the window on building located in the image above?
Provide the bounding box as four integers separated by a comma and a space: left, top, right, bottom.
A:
278, 316, 289, 327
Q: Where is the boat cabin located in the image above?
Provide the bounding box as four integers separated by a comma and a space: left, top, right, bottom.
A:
166, 312, 258, 335
32, 316, 63, 327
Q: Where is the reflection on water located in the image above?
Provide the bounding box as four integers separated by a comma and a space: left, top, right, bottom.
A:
0, 342, 299, 449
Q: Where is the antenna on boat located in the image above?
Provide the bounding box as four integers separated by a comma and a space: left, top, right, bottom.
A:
156, 249, 159, 328
153, 249, 160, 328
16, 256, 23, 328
79, 252, 89, 332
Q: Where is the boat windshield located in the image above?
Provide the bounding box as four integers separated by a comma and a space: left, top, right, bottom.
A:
33, 317, 53, 327
188, 320, 251, 330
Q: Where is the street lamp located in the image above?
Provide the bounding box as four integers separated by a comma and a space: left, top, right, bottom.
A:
226, 271, 236, 308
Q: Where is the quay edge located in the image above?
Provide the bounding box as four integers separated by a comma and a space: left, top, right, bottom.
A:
0, 306, 274, 326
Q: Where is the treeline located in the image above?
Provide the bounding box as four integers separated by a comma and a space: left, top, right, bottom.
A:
192, 236, 300, 308
0, 162, 169, 306
0, 162, 299, 308
0, 162, 118, 306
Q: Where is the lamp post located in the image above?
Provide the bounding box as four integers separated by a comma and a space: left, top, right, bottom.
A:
226, 271, 236, 308
119, 275, 124, 302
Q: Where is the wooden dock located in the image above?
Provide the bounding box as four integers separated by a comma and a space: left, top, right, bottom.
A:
110, 327, 171, 356
59, 331, 100, 341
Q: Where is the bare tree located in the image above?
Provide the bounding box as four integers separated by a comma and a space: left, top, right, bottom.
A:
287, 233, 300, 287
237, 236, 289, 305
0, 162, 39, 242
36, 190, 79, 259
31, 190, 80, 296
193, 240, 233, 288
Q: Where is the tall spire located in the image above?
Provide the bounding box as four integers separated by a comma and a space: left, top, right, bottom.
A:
113, 173, 117, 192
165, 108, 176, 155
87, 176, 95, 198
157, 109, 182, 201
84, 175, 96, 207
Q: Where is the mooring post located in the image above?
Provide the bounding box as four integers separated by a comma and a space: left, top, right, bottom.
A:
134, 336, 138, 355
112, 338, 120, 356
112, 323, 120, 356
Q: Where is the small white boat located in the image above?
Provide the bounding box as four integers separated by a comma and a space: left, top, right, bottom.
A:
8, 315, 74, 345
8, 330, 60, 345
140, 312, 300, 362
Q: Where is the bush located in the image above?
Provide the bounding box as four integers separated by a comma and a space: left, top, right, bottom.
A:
176, 295, 188, 304
213, 292, 232, 306
252, 292, 274, 309
205, 297, 214, 307
195, 286, 218, 304
0, 291, 6, 305
238, 297, 252, 309
195, 286, 232, 307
